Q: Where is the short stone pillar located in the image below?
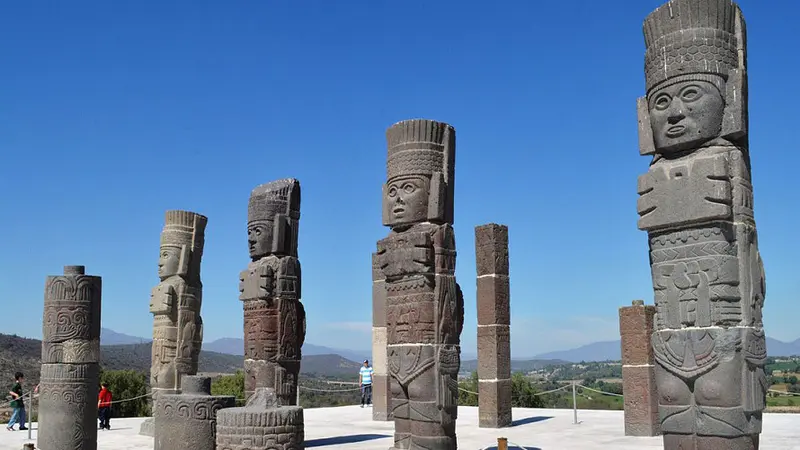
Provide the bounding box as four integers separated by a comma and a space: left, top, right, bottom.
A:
216, 387, 304, 450
475, 224, 512, 428
619, 300, 660, 436
38, 265, 102, 450
154, 376, 235, 450
371, 252, 391, 421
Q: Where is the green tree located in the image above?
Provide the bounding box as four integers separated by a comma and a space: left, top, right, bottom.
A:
99, 369, 150, 418
458, 372, 478, 407
510, 373, 544, 408
211, 371, 245, 406
788, 376, 798, 385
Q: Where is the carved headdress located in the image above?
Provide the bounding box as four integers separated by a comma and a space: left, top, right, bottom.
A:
160, 210, 207, 280
638, 0, 748, 155
384, 119, 456, 225
248, 178, 301, 257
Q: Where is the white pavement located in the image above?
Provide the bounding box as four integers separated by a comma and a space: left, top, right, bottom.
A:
2, 406, 799, 449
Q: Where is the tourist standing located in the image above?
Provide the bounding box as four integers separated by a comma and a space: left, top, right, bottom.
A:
6, 372, 27, 431
97, 382, 112, 430
359, 360, 374, 408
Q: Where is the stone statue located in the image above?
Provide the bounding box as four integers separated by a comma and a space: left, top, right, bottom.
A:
239, 178, 306, 404
38, 265, 102, 450
149, 210, 208, 398
636, 1, 767, 448
216, 387, 304, 450
377, 119, 464, 450
154, 375, 235, 450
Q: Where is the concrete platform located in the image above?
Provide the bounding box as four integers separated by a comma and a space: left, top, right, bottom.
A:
2, 406, 799, 449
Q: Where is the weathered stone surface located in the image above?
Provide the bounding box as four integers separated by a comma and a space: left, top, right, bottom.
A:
148, 210, 207, 402
636, 1, 766, 447
38, 265, 102, 450
619, 302, 656, 365
371, 374, 391, 421
621, 366, 659, 436
139, 418, 154, 437
478, 379, 512, 428
379, 119, 463, 449
475, 223, 512, 429
476, 326, 511, 381
239, 179, 305, 405
154, 375, 235, 450
476, 276, 510, 326
216, 388, 304, 450
475, 224, 509, 277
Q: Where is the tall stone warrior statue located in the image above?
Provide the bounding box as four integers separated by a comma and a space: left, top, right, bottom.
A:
636, 1, 767, 448
149, 210, 208, 398
377, 119, 464, 450
239, 178, 306, 404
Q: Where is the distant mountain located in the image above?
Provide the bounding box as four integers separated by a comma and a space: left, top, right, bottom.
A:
100, 328, 150, 345
533, 337, 800, 363
460, 358, 568, 374
534, 340, 622, 363
203, 337, 370, 365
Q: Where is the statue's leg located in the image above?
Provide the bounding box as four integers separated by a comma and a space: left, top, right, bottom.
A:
654, 360, 694, 444
390, 375, 410, 450
407, 355, 454, 450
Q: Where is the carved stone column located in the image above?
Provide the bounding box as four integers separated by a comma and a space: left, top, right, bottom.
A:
378, 119, 464, 450
153, 375, 235, 450
216, 387, 304, 450
475, 223, 512, 428
371, 252, 391, 421
636, 1, 767, 448
619, 300, 659, 436
38, 265, 102, 450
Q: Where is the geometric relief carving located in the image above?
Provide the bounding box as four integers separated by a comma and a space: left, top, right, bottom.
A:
216, 388, 304, 450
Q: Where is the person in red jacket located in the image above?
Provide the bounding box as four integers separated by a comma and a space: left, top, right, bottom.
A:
97, 383, 112, 430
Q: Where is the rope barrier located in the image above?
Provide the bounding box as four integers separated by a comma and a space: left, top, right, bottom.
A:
577, 385, 624, 398
298, 385, 363, 393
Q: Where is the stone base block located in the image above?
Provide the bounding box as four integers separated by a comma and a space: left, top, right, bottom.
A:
372, 374, 392, 421
622, 365, 660, 437
478, 378, 512, 428
216, 405, 304, 449
139, 417, 154, 436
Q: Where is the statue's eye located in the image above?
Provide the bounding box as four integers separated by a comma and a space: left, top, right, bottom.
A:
403, 183, 416, 194
654, 94, 671, 110
681, 86, 702, 102
388, 186, 397, 197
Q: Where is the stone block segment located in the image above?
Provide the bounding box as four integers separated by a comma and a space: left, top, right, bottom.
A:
475, 223, 512, 429
618, 301, 659, 437
216, 387, 303, 450
636, 1, 767, 447
154, 375, 235, 450
371, 252, 391, 421
38, 265, 102, 450
379, 119, 464, 449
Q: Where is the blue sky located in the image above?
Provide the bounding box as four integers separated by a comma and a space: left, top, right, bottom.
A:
1, 0, 798, 357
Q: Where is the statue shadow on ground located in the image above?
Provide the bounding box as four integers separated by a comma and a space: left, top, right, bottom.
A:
306, 433, 391, 447
512, 416, 553, 426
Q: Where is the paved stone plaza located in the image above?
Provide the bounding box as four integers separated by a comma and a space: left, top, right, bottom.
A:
3, 406, 798, 450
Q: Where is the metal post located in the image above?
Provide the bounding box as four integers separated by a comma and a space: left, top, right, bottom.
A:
27, 391, 32, 440
497, 437, 508, 450
296, 386, 300, 406
572, 382, 578, 425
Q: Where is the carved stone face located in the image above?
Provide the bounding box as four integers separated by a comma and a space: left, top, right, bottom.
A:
248, 220, 273, 260
385, 175, 429, 225
158, 246, 181, 279
649, 79, 725, 154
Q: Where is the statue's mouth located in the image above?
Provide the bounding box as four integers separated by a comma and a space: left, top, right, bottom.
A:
393, 206, 405, 215
666, 125, 687, 138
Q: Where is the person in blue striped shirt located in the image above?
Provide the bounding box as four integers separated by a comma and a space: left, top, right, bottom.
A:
359, 360, 374, 408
